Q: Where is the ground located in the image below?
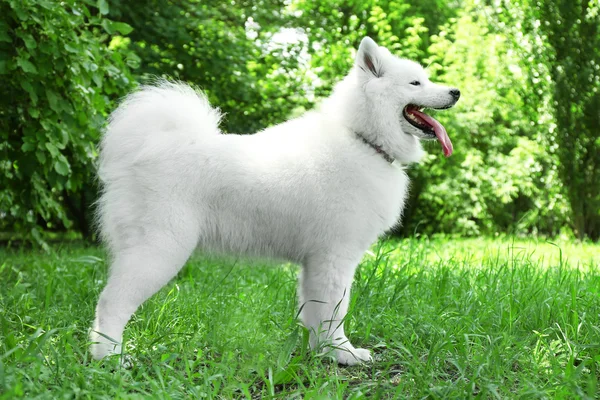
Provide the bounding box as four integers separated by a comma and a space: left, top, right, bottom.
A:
1, 237, 599, 399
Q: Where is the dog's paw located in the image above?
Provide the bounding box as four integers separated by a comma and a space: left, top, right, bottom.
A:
90, 331, 122, 360
335, 347, 373, 366
120, 354, 134, 369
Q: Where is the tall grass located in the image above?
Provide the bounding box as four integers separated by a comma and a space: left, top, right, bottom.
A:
1, 237, 598, 398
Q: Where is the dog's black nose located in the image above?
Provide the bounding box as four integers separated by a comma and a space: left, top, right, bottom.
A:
449, 89, 461, 100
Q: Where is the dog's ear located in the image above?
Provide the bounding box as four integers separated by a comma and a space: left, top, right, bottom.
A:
356, 37, 382, 78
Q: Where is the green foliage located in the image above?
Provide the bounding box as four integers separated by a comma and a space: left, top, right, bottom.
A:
293, 0, 460, 95
107, 0, 311, 134
494, 0, 600, 240
1, 0, 598, 241
403, 4, 571, 237
0, 0, 137, 243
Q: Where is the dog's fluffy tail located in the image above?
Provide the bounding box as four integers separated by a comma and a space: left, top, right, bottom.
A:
97, 81, 221, 250
99, 81, 221, 175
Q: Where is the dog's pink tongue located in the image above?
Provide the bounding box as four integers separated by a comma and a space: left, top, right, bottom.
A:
412, 110, 453, 157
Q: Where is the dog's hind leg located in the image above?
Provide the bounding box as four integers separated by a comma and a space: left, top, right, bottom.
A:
90, 232, 196, 360
298, 253, 372, 366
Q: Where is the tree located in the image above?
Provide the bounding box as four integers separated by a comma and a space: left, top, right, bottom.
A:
108, 0, 310, 134
496, 0, 600, 240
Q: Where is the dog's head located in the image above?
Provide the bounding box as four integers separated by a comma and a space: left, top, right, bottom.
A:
342, 37, 460, 163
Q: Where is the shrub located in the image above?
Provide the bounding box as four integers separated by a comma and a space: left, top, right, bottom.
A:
0, 0, 138, 244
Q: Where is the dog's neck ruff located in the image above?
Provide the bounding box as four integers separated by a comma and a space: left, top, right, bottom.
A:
355, 133, 395, 164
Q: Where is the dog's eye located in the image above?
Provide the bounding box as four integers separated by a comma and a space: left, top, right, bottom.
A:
410, 81, 421, 86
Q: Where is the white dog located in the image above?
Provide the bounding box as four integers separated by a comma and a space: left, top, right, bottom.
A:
90, 37, 459, 365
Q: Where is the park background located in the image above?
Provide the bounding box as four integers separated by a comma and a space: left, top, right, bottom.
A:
1, 0, 599, 244
1, 0, 599, 398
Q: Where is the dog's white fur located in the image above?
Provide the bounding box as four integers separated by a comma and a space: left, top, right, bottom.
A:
90, 37, 458, 365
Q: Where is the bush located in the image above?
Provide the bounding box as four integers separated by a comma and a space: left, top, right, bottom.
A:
401, 6, 570, 237
0, 0, 138, 244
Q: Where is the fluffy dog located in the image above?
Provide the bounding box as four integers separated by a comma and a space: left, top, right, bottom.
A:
90, 37, 459, 365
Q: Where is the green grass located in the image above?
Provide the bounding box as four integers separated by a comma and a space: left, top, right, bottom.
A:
1, 237, 599, 399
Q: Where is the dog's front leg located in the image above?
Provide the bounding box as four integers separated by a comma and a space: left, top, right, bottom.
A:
298, 254, 372, 365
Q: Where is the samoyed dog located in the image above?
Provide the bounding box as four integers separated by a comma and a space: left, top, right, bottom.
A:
90, 37, 459, 365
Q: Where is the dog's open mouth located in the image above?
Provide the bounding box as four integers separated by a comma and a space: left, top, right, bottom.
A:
403, 105, 453, 157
